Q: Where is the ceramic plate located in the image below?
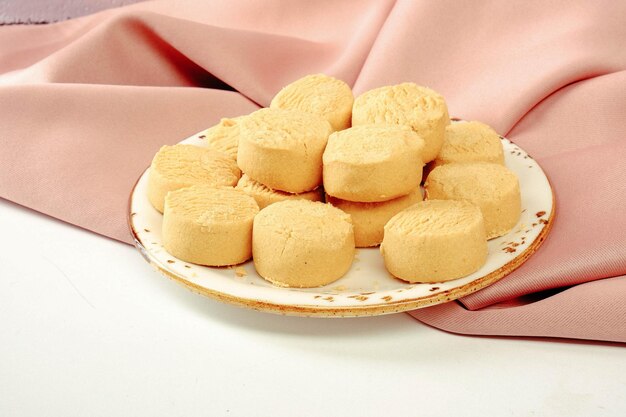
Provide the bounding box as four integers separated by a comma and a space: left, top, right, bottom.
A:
129, 124, 555, 317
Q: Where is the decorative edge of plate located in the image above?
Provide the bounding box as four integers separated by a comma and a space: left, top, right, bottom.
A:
127, 163, 556, 317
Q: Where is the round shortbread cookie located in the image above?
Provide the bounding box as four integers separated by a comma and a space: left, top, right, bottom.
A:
270, 73, 354, 131
147, 144, 241, 213
425, 162, 521, 239
322, 125, 424, 202
203, 116, 247, 160
430, 121, 504, 172
162, 186, 259, 266
252, 200, 355, 288
237, 108, 332, 193
235, 174, 323, 209
381, 200, 488, 283
352, 83, 450, 163
326, 187, 422, 248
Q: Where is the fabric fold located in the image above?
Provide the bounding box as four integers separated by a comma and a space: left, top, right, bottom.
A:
410, 276, 626, 342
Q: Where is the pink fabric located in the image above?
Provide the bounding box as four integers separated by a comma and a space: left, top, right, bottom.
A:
1, 0, 624, 342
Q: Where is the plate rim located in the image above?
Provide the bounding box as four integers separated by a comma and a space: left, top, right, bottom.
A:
127, 135, 556, 317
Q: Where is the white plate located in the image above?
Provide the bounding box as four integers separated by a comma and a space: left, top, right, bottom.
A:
129, 125, 555, 317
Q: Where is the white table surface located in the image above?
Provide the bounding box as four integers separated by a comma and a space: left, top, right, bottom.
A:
1, 198, 624, 417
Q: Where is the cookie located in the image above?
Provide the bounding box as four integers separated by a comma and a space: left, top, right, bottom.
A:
381, 200, 488, 283
147, 144, 241, 213
425, 162, 521, 239
252, 200, 355, 288
162, 186, 259, 266
326, 187, 422, 247
270, 73, 353, 131
203, 116, 247, 160
352, 83, 449, 163
237, 108, 331, 193
430, 121, 504, 172
323, 125, 424, 202
235, 174, 323, 209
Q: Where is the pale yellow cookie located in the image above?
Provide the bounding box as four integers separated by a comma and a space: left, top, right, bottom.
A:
425, 162, 521, 239
252, 200, 355, 288
235, 174, 323, 209
203, 116, 247, 160
430, 121, 504, 171
326, 187, 422, 248
147, 144, 241, 213
381, 200, 488, 283
270, 74, 353, 131
162, 186, 259, 266
237, 108, 331, 193
322, 125, 424, 202
352, 83, 450, 163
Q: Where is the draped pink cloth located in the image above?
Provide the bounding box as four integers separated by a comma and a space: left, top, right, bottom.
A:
1, 0, 624, 342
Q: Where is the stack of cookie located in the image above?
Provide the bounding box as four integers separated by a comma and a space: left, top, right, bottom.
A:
145, 73, 522, 288
324, 83, 451, 248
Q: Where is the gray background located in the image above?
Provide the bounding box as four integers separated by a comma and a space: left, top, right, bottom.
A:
0, 0, 143, 24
